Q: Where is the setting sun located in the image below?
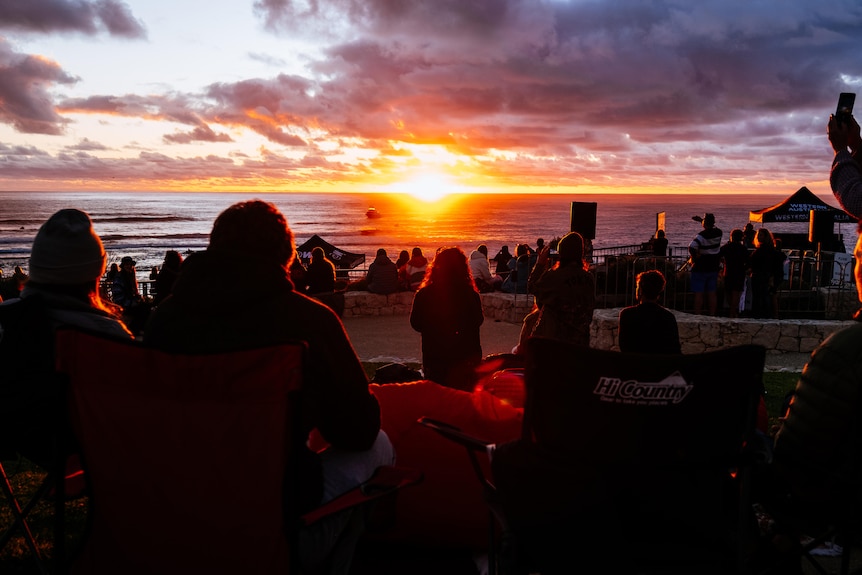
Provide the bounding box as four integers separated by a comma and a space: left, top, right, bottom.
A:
382, 169, 467, 202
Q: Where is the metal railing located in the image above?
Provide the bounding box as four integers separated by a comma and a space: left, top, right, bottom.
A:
591, 252, 858, 319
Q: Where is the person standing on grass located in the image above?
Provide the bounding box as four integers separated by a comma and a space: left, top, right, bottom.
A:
410, 246, 484, 391
144, 200, 392, 574
689, 213, 723, 316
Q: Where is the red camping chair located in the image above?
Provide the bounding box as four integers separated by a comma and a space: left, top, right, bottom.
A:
422, 337, 767, 575
53, 327, 421, 575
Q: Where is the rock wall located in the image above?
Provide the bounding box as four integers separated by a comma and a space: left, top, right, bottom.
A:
590, 307, 853, 356
343, 291, 535, 323
343, 291, 852, 357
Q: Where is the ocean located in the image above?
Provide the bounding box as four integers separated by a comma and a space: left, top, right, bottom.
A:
0, 190, 854, 280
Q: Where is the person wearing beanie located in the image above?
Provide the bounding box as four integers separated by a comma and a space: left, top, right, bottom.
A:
0, 209, 131, 468
519, 231, 596, 349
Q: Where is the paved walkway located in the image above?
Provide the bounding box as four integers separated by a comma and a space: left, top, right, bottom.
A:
342, 315, 522, 365
342, 314, 809, 372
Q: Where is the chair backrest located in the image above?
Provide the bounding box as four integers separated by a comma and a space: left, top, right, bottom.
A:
522, 337, 764, 466
508, 337, 766, 571
55, 328, 306, 575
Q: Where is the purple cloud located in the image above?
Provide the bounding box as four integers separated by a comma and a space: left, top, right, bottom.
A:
0, 38, 78, 134
0, 0, 146, 38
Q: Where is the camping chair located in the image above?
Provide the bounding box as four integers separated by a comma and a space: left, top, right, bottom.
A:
52, 327, 421, 575
1, 453, 85, 575
421, 337, 766, 575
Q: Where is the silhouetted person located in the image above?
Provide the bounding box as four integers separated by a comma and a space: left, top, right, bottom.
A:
749, 228, 784, 319
618, 270, 680, 354
0, 209, 131, 468
404, 247, 429, 291
493, 245, 513, 278
689, 213, 723, 315
306, 246, 336, 295
651, 229, 668, 257
828, 110, 862, 219
501, 243, 530, 294
469, 244, 496, 293
349, 248, 400, 294
153, 250, 183, 307
410, 246, 484, 391
525, 231, 596, 348
144, 200, 392, 574
720, 229, 749, 318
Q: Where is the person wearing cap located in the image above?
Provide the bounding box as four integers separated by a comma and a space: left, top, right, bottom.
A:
0, 209, 131, 467
521, 231, 596, 348
689, 213, 723, 315
111, 255, 140, 309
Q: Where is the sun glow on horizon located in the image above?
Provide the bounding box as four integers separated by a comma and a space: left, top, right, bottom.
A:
383, 169, 467, 202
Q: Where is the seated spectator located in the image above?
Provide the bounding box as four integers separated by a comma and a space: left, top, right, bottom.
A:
405, 247, 429, 291
493, 245, 513, 279
348, 248, 401, 294
395, 249, 410, 289
618, 270, 680, 354
501, 243, 530, 294
143, 200, 392, 573
469, 244, 497, 293
153, 250, 183, 307
289, 257, 308, 292
306, 246, 336, 295
112, 255, 151, 335
0, 209, 131, 468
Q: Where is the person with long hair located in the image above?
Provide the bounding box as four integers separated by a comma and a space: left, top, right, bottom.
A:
410, 246, 485, 390
0, 209, 131, 468
749, 227, 785, 319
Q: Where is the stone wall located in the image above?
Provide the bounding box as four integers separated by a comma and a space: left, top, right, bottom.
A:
590, 307, 853, 356
343, 291, 853, 357
343, 291, 535, 323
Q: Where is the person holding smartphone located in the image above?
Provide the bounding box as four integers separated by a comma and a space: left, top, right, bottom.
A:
828, 94, 862, 219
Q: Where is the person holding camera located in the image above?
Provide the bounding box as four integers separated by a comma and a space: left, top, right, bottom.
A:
828, 105, 862, 219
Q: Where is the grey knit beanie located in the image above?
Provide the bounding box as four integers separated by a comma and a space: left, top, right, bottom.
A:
29, 209, 107, 284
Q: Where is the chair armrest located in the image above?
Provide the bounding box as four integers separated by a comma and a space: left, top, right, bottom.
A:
298, 465, 423, 527
417, 417, 495, 452
417, 416, 497, 491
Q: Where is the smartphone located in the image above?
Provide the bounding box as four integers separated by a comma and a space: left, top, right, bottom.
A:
836, 92, 856, 124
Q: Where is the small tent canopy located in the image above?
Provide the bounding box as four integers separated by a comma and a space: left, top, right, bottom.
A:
295, 234, 365, 269
749, 186, 856, 223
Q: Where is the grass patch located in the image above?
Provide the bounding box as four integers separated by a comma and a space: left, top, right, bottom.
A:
762, 371, 800, 429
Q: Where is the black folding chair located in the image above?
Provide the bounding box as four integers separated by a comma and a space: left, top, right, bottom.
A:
422, 337, 766, 574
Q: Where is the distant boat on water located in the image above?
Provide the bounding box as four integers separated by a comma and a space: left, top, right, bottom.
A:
366, 207, 381, 218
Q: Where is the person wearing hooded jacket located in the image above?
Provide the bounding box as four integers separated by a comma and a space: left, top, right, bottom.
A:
143, 200, 392, 574
469, 244, 495, 293
404, 247, 429, 291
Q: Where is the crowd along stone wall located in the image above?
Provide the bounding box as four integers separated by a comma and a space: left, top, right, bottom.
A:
343, 291, 853, 357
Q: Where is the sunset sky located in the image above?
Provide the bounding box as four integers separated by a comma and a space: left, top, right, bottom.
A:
1, 0, 860, 197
